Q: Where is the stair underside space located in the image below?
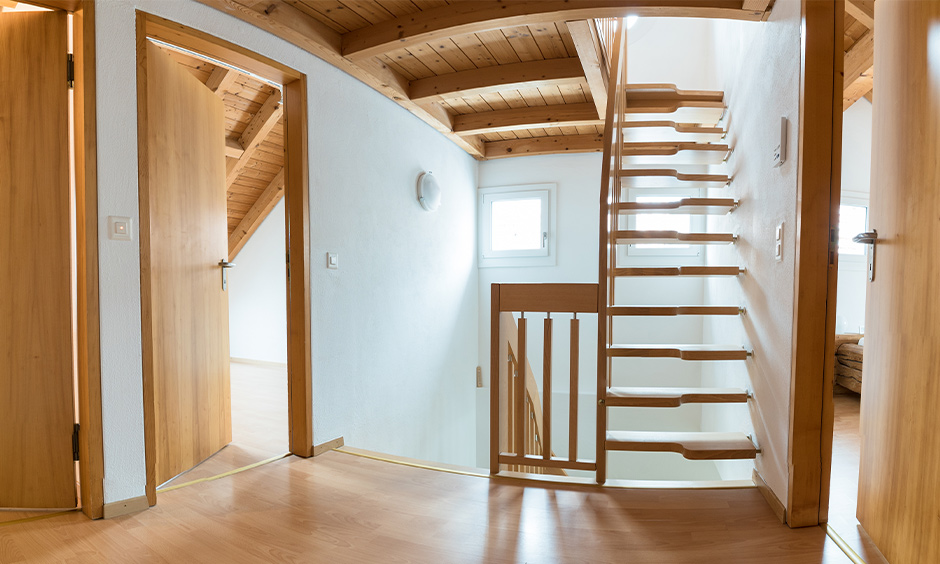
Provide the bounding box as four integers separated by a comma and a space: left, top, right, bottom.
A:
611, 266, 744, 277
619, 169, 730, 188
623, 103, 725, 127
621, 121, 725, 143
614, 230, 735, 245
608, 345, 749, 361
616, 198, 737, 215
606, 387, 749, 407
606, 431, 757, 460
608, 305, 742, 316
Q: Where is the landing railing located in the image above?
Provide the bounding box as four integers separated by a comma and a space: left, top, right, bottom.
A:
490, 284, 599, 476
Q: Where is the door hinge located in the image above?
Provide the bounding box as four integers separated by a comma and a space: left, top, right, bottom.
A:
72, 423, 80, 461
67, 53, 75, 89
286, 251, 290, 281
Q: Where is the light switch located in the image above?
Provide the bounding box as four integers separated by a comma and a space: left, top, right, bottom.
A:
775, 222, 784, 262
772, 117, 788, 168
326, 252, 339, 269
108, 216, 132, 241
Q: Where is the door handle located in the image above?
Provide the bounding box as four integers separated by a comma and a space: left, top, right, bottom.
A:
852, 230, 877, 282
219, 260, 236, 290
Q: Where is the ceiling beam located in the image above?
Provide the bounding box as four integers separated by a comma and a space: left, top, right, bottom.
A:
567, 20, 608, 119
227, 90, 283, 187
206, 66, 238, 97
194, 0, 484, 159
484, 134, 605, 159
843, 29, 874, 110
845, 0, 874, 28
225, 138, 244, 159
228, 168, 284, 261
863, 89, 873, 103
411, 58, 585, 102
341, 1, 769, 60
453, 103, 602, 135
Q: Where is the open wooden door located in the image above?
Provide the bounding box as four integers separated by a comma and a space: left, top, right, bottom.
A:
0, 10, 76, 509
856, 2, 940, 562
141, 42, 231, 487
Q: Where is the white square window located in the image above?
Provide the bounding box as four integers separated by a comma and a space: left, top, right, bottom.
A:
624, 189, 703, 257
479, 184, 555, 268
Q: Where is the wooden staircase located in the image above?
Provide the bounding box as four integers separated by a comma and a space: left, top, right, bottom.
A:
595, 26, 757, 484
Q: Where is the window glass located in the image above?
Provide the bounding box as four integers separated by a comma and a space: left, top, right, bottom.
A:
839, 204, 868, 255
491, 198, 543, 251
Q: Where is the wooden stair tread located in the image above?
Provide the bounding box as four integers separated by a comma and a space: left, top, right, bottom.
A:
624, 84, 724, 103
616, 198, 736, 215
611, 266, 744, 277
621, 121, 725, 143
621, 142, 730, 165
622, 103, 725, 127
608, 345, 749, 361
605, 431, 757, 460
608, 305, 742, 316
614, 230, 735, 245
618, 168, 730, 188
606, 387, 749, 407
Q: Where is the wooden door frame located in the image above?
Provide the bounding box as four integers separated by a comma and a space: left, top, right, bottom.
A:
135, 12, 313, 506
787, 0, 844, 528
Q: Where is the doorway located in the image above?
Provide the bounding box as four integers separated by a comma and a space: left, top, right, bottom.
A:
135, 13, 312, 505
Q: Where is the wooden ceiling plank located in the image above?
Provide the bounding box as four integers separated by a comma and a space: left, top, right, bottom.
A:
566, 19, 607, 119
843, 66, 873, 110
843, 28, 873, 110
449, 33, 499, 68
206, 66, 238, 96
845, 0, 874, 29
341, 1, 769, 60
502, 25, 545, 62
427, 38, 477, 72
410, 57, 584, 101
404, 43, 458, 75
475, 29, 523, 64
453, 102, 601, 135
228, 168, 285, 259
228, 91, 283, 186
530, 22, 569, 60
484, 133, 604, 158
385, 47, 437, 79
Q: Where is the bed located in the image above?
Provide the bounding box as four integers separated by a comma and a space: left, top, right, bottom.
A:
834, 333, 864, 394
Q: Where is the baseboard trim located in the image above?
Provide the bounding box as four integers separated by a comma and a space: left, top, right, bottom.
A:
102, 495, 150, 519
229, 357, 288, 369
312, 437, 344, 457
753, 469, 787, 523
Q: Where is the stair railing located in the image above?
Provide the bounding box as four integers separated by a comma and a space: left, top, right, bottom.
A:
490, 283, 599, 476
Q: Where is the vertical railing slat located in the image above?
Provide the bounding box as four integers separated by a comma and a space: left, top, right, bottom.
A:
543, 316, 553, 460
515, 316, 526, 457
569, 316, 580, 462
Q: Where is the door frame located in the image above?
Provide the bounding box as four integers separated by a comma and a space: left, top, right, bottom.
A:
135, 12, 313, 506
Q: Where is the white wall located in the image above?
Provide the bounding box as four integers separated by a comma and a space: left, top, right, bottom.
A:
837, 100, 873, 334
702, 2, 801, 497
628, 18, 720, 90
228, 200, 287, 364
95, 0, 479, 503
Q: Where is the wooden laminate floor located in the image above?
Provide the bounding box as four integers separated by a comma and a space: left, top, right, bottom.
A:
1, 449, 856, 563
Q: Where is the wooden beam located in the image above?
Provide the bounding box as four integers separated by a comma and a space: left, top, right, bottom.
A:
205, 66, 237, 96
341, 1, 769, 60
225, 137, 244, 159
454, 103, 601, 135
845, 0, 874, 29
843, 29, 874, 110
227, 90, 282, 186
863, 89, 873, 103
193, 0, 484, 159
484, 134, 604, 159
567, 20, 608, 119
228, 168, 284, 260
411, 58, 584, 102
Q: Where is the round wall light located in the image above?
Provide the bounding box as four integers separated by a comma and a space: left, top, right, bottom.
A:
417, 171, 441, 212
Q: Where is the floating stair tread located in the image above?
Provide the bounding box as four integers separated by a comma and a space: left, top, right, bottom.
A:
612, 266, 744, 277
616, 198, 737, 215
619, 169, 730, 188
606, 431, 757, 460
622, 121, 726, 143
622, 103, 725, 127
624, 84, 724, 103
608, 344, 749, 361
608, 305, 742, 316
621, 142, 730, 166
614, 230, 735, 245
606, 387, 749, 407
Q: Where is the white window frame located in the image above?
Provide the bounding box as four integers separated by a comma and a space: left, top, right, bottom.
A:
838, 192, 870, 271
478, 183, 556, 268
622, 187, 705, 258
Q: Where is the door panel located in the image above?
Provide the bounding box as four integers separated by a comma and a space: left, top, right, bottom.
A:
856, 2, 940, 563
145, 42, 231, 486
0, 11, 76, 509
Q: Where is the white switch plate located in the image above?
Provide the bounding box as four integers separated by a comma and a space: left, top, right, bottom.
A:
108, 216, 132, 241
775, 222, 784, 261
772, 117, 788, 168
326, 252, 339, 269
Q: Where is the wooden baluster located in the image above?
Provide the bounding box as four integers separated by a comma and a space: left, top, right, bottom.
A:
543, 315, 553, 461
569, 315, 580, 462
515, 315, 526, 457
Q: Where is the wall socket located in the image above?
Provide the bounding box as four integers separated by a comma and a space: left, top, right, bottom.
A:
476, 366, 483, 388
775, 222, 784, 261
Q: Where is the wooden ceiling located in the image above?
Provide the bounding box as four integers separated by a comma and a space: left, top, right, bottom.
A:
843, 0, 874, 110
156, 42, 286, 260
195, 0, 776, 159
